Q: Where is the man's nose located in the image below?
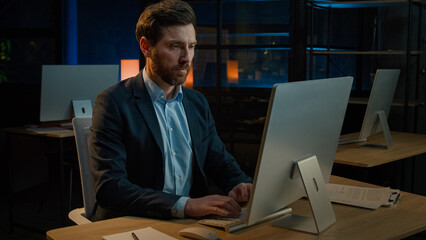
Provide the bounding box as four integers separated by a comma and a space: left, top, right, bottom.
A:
180, 48, 190, 63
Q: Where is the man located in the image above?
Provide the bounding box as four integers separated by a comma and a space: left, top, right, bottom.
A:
89, 0, 252, 221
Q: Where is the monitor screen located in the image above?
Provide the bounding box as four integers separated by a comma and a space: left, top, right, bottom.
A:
359, 69, 400, 140
246, 76, 353, 226
40, 65, 119, 122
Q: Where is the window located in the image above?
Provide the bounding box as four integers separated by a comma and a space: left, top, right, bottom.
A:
190, 0, 291, 89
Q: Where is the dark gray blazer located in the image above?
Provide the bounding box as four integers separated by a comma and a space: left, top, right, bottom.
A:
89, 72, 251, 221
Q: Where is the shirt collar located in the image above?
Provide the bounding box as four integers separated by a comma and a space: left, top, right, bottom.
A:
143, 67, 183, 102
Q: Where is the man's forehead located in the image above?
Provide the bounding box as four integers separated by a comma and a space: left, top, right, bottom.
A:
160, 24, 196, 41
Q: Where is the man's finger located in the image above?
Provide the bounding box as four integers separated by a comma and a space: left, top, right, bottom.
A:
228, 190, 237, 201
210, 206, 229, 217
229, 183, 251, 202
215, 196, 241, 217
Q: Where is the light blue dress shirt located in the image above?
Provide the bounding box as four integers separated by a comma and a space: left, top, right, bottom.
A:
143, 68, 191, 218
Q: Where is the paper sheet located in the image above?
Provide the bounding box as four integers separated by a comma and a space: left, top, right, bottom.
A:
102, 226, 177, 240
327, 183, 400, 209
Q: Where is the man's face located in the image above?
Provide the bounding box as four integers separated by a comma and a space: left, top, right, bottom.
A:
150, 24, 197, 86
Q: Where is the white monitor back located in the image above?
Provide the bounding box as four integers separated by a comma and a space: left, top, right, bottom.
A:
247, 77, 353, 225
359, 69, 400, 140
40, 65, 119, 122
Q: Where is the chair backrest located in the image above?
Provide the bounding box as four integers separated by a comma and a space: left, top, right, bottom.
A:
72, 117, 95, 219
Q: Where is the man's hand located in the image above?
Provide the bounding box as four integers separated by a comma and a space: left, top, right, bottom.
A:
228, 183, 253, 203
184, 195, 241, 218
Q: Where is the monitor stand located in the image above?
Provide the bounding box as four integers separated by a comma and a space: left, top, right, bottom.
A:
339, 110, 393, 149
362, 110, 393, 149
272, 155, 336, 234
72, 99, 92, 118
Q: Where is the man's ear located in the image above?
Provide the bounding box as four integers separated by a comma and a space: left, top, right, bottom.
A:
140, 37, 151, 57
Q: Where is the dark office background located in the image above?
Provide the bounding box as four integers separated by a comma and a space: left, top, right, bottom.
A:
0, 0, 425, 239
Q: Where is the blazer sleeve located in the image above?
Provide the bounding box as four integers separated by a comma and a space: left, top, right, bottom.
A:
204, 106, 252, 193
89, 87, 180, 220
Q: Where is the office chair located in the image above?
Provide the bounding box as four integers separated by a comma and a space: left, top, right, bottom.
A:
68, 117, 95, 224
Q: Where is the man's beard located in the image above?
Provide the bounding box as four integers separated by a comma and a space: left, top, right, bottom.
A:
151, 53, 190, 86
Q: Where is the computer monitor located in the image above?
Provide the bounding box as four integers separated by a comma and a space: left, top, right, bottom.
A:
340, 69, 400, 148
246, 76, 353, 233
40, 65, 119, 123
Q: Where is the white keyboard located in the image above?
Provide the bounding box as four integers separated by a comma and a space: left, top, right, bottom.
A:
198, 207, 292, 232
198, 208, 247, 232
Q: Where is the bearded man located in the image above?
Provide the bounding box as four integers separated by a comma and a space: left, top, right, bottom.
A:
89, 0, 252, 221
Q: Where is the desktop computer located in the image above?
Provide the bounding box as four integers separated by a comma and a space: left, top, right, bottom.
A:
200, 76, 353, 234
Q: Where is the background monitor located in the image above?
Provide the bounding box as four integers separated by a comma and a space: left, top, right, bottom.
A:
40, 65, 119, 122
359, 69, 400, 140
247, 76, 353, 226
338, 69, 400, 146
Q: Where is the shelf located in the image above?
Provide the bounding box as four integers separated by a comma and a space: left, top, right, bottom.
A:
197, 33, 290, 37
309, 0, 426, 8
306, 50, 422, 55
308, 0, 424, 132
349, 97, 422, 107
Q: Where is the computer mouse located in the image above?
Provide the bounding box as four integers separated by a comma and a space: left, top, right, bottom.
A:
178, 227, 218, 240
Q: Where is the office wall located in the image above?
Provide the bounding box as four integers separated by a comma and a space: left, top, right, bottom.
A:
77, 0, 141, 65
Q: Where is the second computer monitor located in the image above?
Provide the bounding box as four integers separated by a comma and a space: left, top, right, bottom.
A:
40, 65, 120, 123
359, 69, 400, 140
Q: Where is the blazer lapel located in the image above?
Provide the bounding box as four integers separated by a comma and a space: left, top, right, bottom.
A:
182, 90, 209, 196
182, 95, 201, 145
132, 74, 165, 156
182, 93, 204, 169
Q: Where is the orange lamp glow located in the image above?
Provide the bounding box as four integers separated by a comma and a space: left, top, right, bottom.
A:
227, 60, 239, 84
120, 59, 140, 81
184, 63, 193, 89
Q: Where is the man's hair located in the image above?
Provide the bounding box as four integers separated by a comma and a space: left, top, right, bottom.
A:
135, 0, 196, 46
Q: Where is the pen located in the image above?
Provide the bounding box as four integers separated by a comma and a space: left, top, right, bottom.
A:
394, 193, 400, 204
131, 232, 139, 240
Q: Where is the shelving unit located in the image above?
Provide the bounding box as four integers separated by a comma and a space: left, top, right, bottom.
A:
307, 0, 425, 132
187, 0, 294, 176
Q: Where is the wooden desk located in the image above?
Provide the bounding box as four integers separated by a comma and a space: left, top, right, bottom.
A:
46, 176, 426, 240
5, 126, 74, 138
335, 131, 426, 168
5, 126, 75, 231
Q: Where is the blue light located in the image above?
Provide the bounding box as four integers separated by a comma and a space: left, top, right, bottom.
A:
306, 47, 356, 52
311, 1, 398, 9
64, 0, 78, 64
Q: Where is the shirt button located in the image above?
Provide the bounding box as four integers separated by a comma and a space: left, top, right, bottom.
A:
169, 127, 173, 132
173, 152, 176, 156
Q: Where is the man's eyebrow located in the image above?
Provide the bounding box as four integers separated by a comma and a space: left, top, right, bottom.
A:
167, 39, 198, 45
